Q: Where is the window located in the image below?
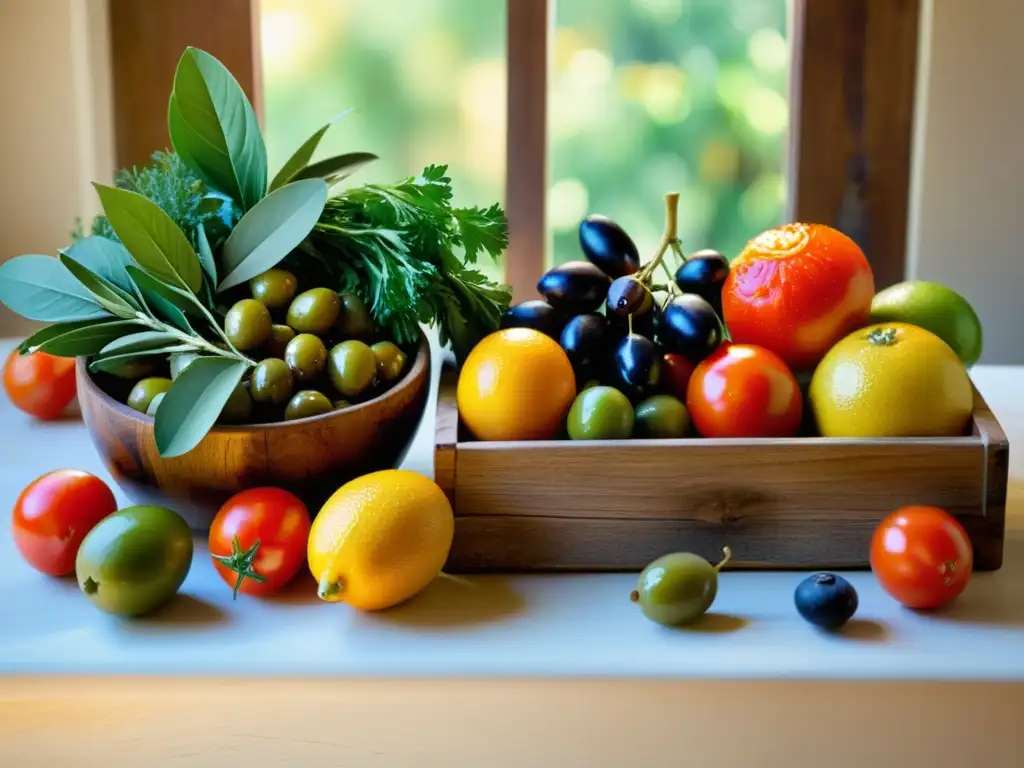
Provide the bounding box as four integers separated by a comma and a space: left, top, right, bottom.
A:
106, 0, 920, 296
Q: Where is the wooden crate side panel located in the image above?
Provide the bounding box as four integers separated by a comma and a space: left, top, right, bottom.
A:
454, 441, 987, 522
447, 514, 1005, 572
973, 387, 1010, 569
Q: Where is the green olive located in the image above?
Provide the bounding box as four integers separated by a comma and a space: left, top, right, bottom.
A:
249, 358, 294, 405
265, 324, 296, 359
126, 377, 172, 414
249, 268, 298, 310
145, 392, 166, 417
333, 399, 351, 410
630, 548, 731, 626
169, 352, 200, 380
567, 386, 634, 440
286, 288, 341, 335
370, 341, 407, 382
284, 390, 333, 421
284, 333, 327, 383
328, 340, 376, 398
224, 299, 272, 351
104, 360, 159, 380
218, 381, 253, 424
334, 292, 375, 340
634, 395, 689, 439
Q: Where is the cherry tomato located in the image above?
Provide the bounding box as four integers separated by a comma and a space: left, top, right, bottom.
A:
871, 506, 973, 609
3, 348, 77, 420
722, 223, 875, 371
686, 343, 803, 438
209, 488, 311, 598
12, 469, 118, 576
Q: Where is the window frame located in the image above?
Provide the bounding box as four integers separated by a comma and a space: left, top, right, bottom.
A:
106, 0, 919, 294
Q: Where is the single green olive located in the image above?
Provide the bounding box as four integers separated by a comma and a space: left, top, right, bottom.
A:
224, 299, 272, 351
126, 377, 172, 414
249, 358, 294, 406
249, 268, 298, 311
104, 360, 159, 380
328, 340, 376, 398
370, 341, 407, 383
630, 548, 732, 626
286, 288, 341, 335
218, 381, 253, 424
145, 392, 166, 417
567, 386, 634, 440
265, 324, 296, 359
634, 394, 689, 439
284, 390, 334, 421
334, 292, 375, 340
284, 333, 327, 383
169, 352, 200, 380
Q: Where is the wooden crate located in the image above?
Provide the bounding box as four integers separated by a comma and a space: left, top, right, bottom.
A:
435, 368, 1009, 572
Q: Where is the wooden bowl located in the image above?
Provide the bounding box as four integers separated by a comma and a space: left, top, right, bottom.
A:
77, 335, 431, 528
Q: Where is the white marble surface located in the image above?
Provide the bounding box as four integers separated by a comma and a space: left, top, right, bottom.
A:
1, 337, 1022, 681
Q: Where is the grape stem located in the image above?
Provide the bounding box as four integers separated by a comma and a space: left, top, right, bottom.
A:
637, 192, 682, 284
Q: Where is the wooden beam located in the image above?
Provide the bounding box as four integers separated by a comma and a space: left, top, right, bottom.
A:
505, 0, 550, 301
107, 0, 263, 170
788, 0, 921, 290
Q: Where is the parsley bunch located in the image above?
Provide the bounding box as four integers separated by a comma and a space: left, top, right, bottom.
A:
309, 165, 511, 363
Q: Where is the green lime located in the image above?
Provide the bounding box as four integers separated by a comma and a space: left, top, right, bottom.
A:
567, 385, 634, 440
870, 281, 982, 366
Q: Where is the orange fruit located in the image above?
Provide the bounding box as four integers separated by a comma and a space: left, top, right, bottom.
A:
722, 222, 875, 372
457, 328, 576, 441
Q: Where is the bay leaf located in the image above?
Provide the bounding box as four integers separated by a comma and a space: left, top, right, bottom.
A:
196, 222, 217, 285
170, 47, 267, 211
154, 356, 247, 457
0, 254, 109, 323
60, 254, 140, 319
94, 183, 203, 294
126, 265, 196, 333
19, 319, 110, 354
268, 109, 354, 192
290, 152, 378, 185
99, 330, 183, 357
217, 178, 328, 292
64, 236, 136, 294
37, 320, 142, 357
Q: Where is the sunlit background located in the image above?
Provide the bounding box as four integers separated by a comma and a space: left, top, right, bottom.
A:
259, 0, 789, 282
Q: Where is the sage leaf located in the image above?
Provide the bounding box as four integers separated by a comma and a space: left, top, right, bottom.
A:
170, 47, 267, 211
290, 152, 378, 185
89, 347, 195, 374
217, 179, 328, 292
268, 109, 354, 192
37, 320, 142, 357
126, 265, 197, 332
94, 183, 204, 293
99, 330, 183, 356
154, 357, 247, 457
65, 236, 135, 294
0, 254, 109, 322
19, 319, 113, 354
196, 222, 217, 285
60, 254, 141, 319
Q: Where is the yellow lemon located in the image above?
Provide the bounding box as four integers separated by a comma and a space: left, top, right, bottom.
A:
809, 322, 973, 437
308, 470, 454, 611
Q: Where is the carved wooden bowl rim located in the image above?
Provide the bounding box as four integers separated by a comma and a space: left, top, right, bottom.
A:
76, 332, 431, 434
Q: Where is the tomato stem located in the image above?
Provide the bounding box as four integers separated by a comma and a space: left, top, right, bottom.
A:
211, 535, 267, 600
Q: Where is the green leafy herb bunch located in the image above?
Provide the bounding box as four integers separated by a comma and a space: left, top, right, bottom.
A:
0, 47, 509, 457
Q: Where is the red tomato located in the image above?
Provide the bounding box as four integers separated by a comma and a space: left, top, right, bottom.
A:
722, 223, 875, 371
12, 470, 118, 576
209, 488, 311, 598
871, 506, 973, 609
3, 348, 77, 420
686, 343, 803, 438
661, 353, 696, 401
